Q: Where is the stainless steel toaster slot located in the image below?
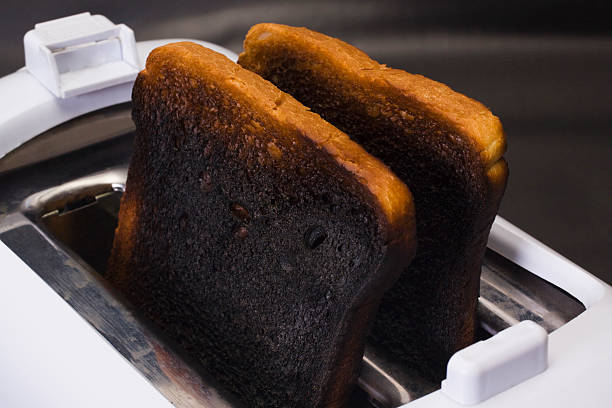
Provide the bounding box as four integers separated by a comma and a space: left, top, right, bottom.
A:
2, 166, 583, 408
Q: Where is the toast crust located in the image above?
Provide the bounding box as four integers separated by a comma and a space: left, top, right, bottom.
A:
144, 42, 415, 247
240, 23, 505, 172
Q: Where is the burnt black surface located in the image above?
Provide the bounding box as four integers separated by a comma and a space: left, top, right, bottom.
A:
106, 54, 395, 407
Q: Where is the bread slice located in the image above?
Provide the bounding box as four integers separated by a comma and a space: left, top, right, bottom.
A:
107, 42, 416, 407
239, 23, 508, 381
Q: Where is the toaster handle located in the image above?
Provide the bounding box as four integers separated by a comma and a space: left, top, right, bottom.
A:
24, 13, 141, 99
441, 320, 548, 405
0, 12, 238, 161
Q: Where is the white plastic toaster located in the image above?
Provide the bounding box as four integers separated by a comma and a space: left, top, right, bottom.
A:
1, 13, 610, 408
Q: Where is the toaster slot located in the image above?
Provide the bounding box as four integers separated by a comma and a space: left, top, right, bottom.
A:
39, 189, 121, 274
6, 168, 585, 408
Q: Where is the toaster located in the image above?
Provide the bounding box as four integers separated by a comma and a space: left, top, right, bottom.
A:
1, 13, 610, 408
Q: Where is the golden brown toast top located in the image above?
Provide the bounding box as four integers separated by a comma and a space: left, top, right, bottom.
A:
240, 23, 506, 175
142, 42, 415, 248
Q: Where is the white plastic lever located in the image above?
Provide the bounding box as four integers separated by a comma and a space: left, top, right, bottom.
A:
23, 12, 139, 98
0, 12, 238, 161
441, 320, 548, 405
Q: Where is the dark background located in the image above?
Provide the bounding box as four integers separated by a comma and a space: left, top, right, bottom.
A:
2, 1, 611, 283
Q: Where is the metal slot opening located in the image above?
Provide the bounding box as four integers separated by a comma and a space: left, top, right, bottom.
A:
40, 189, 121, 274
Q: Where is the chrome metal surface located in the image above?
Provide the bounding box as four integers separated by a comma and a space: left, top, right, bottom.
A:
0, 104, 133, 176
0, 114, 585, 408
479, 250, 585, 335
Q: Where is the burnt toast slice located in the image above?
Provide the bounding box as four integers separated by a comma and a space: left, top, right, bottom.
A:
239, 24, 508, 381
107, 42, 416, 407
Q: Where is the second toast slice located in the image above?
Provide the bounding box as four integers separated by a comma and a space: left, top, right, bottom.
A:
239, 23, 508, 380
